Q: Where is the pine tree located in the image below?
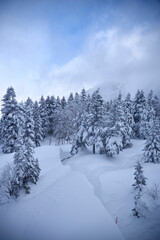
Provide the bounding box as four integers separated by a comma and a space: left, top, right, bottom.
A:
87, 89, 104, 154
39, 96, 49, 138
133, 90, 146, 138
14, 102, 41, 194
70, 117, 88, 155
139, 108, 149, 139
1, 87, 19, 153
67, 92, 74, 104
124, 93, 135, 138
33, 101, 43, 147
109, 93, 131, 148
61, 96, 67, 109
132, 162, 147, 191
48, 95, 57, 135
132, 161, 147, 218
25, 98, 35, 148
143, 119, 160, 163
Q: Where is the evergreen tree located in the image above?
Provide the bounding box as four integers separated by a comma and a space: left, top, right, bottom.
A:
46, 96, 56, 135
33, 101, 43, 147
124, 93, 135, 137
132, 161, 147, 218
67, 92, 74, 104
61, 96, 67, 109
133, 90, 146, 138
87, 89, 104, 154
143, 119, 160, 163
70, 117, 89, 155
14, 102, 41, 194
39, 96, 49, 138
25, 98, 35, 147
1, 87, 19, 153
109, 93, 131, 148
139, 108, 149, 139
132, 161, 147, 191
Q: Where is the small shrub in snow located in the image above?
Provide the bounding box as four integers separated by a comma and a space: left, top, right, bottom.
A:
145, 184, 159, 200
0, 163, 18, 200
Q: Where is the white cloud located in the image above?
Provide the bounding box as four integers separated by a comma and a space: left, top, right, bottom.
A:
30, 26, 160, 100
0, 22, 160, 101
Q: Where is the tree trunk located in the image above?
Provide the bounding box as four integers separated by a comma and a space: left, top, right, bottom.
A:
93, 144, 95, 154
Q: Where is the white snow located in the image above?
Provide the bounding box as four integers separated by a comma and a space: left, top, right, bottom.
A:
0, 139, 160, 240
0, 145, 124, 240
66, 140, 160, 240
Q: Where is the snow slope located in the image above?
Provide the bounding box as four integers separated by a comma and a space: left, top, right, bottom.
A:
66, 140, 160, 240
0, 145, 124, 240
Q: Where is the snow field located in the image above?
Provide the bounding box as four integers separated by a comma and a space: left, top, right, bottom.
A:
67, 140, 160, 240
0, 145, 124, 240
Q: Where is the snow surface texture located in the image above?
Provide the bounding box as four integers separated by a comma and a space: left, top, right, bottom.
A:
65, 140, 160, 240
0, 144, 123, 240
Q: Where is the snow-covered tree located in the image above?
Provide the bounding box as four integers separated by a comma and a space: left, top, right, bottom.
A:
132, 161, 147, 191
124, 93, 135, 138
87, 89, 104, 154
109, 93, 131, 148
67, 92, 74, 104
133, 90, 146, 138
61, 96, 67, 109
139, 108, 149, 139
1, 87, 19, 153
24, 98, 35, 148
97, 128, 123, 157
132, 161, 147, 218
46, 96, 56, 135
70, 117, 89, 155
0, 163, 17, 200
33, 101, 43, 147
143, 119, 160, 163
14, 104, 41, 194
39, 96, 49, 138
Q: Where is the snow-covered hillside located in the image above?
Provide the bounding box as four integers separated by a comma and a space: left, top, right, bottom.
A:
0, 140, 160, 240
0, 144, 123, 240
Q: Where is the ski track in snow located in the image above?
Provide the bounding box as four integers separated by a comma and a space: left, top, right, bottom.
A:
64, 139, 160, 240
65, 140, 144, 213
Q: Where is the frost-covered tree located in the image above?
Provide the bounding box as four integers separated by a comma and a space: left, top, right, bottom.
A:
97, 128, 123, 157
143, 119, 160, 163
87, 89, 104, 154
33, 101, 43, 147
109, 93, 131, 148
132, 161, 147, 218
39, 96, 49, 138
1, 87, 19, 153
67, 92, 74, 104
46, 96, 56, 135
61, 96, 67, 109
0, 163, 17, 200
133, 90, 146, 138
124, 93, 135, 137
139, 109, 149, 139
25, 98, 35, 147
132, 161, 147, 191
70, 117, 89, 155
14, 104, 41, 194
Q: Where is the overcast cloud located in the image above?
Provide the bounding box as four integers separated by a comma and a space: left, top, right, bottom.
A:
0, 0, 160, 101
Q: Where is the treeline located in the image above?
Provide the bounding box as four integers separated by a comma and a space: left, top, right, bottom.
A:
0, 86, 159, 211
0, 87, 160, 160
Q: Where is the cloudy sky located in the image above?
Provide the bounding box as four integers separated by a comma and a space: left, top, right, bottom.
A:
0, 0, 160, 100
